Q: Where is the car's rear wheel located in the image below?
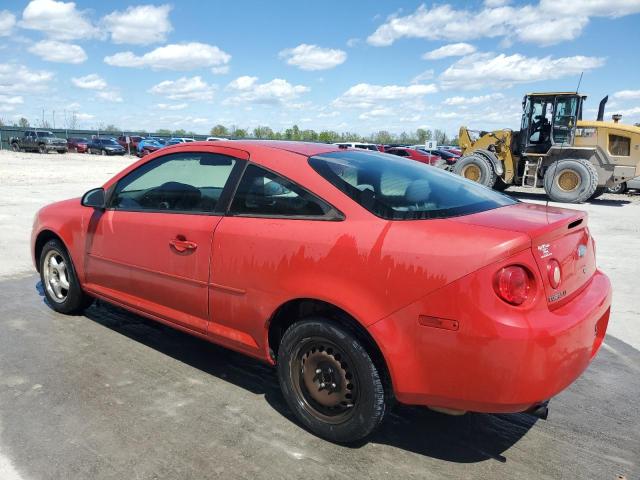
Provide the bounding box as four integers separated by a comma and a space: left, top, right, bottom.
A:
277, 318, 387, 443
11, 143, 19, 152
39, 239, 93, 314
607, 182, 627, 194
38, 144, 46, 154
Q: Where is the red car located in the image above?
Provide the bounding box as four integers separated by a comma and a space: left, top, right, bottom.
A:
32, 141, 611, 443
67, 137, 89, 153
386, 146, 440, 165
117, 135, 144, 151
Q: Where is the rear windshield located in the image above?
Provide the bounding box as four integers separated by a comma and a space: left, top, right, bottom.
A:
309, 150, 516, 220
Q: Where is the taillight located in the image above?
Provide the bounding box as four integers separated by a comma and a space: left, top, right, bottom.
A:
494, 265, 533, 306
547, 259, 562, 289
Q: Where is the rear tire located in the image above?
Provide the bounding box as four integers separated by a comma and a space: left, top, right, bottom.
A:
543, 159, 598, 203
38, 144, 46, 154
11, 143, 19, 152
453, 154, 497, 188
277, 318, 387, 443
607, 182, 627, 194
39, 239, 93, 315
589, 187, 607, 200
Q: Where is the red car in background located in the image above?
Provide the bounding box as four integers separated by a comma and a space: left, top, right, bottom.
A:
67, 137, 89, 153
31, 141, 611, 443
117, 135, 144, 152
385, 146, 440, 165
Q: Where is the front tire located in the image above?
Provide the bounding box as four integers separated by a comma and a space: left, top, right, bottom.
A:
543, 159, 598, 203
277, 318, 387, 443
453, 154, 497, 188
39, 239, 93, 314
607, 182, 627, 194
38, 144, 47, 154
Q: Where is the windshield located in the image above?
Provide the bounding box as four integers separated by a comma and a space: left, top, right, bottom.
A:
36, 132, 54, 137
309, 150, 516, 220
102, 139, 118, 145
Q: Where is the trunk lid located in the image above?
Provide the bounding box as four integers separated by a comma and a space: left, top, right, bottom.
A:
452, 203, 596, 308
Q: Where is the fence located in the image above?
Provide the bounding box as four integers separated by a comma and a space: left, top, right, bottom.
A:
0, 126, 210, 150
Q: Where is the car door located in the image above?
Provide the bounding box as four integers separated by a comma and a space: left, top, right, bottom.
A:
85, 148, 247, 333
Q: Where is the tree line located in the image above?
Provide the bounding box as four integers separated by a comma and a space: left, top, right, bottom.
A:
210, 124, 458, 145
0, 117, 458, 145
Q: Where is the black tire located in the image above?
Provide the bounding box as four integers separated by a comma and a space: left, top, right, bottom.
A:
589, 187, 607, 200
543, 159, 598, 203
38, 144, 47, 154
607, 182, 627, 195
453, 154, 497, 188
11, 142, 19, 152
39, 239, 93, 315
277, 318, 387, 443
494, 177, 510, 191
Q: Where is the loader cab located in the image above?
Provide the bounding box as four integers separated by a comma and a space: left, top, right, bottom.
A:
519, 93, 585, 154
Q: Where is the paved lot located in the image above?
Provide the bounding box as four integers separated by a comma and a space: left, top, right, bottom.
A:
0, 151, 639, 479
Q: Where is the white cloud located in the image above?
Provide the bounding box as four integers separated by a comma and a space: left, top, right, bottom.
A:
149, 76, 217, 101
20, 0, 96, 40
28, 40, 87, 64
410, 69, 434, 84
0, 10, 16, 36
103, 4, 172, 45
440, 53, 605, 89
279, 44, 347, 71
75, 112, 94, 121
97, 91, 123, 103
443, 93, 504, 105
346, 38, 360, 47
422, 43, 476, 60
0, 63, 53, 93
0, 95, 23, 112
71, 73, 107, 90
104, 42, 231, 71
211, 65, 230, 75
334, 82, 438, 108
613, 90, 640, 100
485, 0, 510, 6
367, 2, 640, 47
156, 103, 188, 110
359, 108, 394, 120
225, 76, 309, 104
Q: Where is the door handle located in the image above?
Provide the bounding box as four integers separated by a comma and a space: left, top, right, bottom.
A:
169, 238, 198, 252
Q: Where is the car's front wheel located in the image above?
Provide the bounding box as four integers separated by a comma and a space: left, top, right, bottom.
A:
277, 318, 387, 443
39, 239, 93, 314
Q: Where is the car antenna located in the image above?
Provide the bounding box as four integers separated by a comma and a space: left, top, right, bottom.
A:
545, 72, 584, 212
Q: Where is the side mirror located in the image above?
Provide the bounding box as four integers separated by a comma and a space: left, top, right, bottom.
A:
81, 188, 106, 209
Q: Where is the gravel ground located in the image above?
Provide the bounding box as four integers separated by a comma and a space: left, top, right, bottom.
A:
0, 150, 638, 479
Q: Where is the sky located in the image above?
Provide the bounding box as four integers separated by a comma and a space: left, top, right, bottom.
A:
0, 0, 639, 136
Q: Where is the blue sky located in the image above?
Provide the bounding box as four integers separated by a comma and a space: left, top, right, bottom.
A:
1, 0, 639, 136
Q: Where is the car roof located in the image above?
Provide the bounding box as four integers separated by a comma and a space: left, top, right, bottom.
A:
171, 140, 341, 157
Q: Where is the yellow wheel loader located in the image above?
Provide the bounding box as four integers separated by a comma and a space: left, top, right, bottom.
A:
456, 92, 640, 203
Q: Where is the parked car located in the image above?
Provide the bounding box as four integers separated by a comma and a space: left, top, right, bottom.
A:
385, 146, 440, 165
88, 138, 126, 156
136, 139, 163, 157
10, 130, 68, 154
333, 142, 380, 152
409, 146, 460, 166
117, 136, 144, 151
147, 137, 167, 145
32, 141, 611, 443
606, 176, 640, 194
206, 136, 227, 141
166, 137, 196, 146
440, 145, 462, 156
67, 137, 89, 153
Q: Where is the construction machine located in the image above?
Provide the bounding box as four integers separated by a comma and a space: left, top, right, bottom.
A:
456, 92, 640, 203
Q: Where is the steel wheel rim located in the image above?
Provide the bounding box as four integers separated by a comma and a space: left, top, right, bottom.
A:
557, 169, 580, 192
290, 337, 358, 424
462, 163, 481, 182
43, 250, 70, 303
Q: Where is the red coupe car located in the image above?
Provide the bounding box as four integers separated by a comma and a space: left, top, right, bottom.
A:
32, 141, 611, 443
67, 137, 89, 153
385, 146, 440, 165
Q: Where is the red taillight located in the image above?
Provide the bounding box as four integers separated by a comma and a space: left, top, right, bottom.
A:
494, 265, 532, 306
547, 259, 562, 289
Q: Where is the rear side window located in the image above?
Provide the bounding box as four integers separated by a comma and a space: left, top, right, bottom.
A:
609, 134, 630, 156
229, 164, 336, 219
309, 150, 516, 220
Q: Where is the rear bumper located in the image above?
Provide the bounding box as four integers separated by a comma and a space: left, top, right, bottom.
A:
368, 266, 611, 413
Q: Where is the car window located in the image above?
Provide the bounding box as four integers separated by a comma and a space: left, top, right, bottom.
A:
229, 164, 334, 218
309, 150, 516, 220
110, 152, 237, 214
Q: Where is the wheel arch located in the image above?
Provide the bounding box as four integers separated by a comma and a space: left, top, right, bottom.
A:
34, 229, 66, 272
266, 298, 394, 398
